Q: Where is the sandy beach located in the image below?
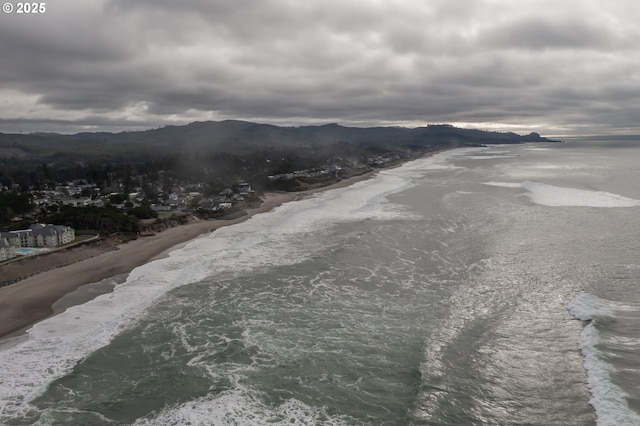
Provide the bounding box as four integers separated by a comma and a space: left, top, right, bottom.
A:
0, 169, 379, 338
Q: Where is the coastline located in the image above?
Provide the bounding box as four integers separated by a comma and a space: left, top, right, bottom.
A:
0, 168, 382, 338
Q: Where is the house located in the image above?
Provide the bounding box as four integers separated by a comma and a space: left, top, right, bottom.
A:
151, 204, 172, 212
0, 224, 75, 249
0, 237, 16, 261
268, 173, 295, 181
0, 232, 20, 248
238, 183, 252, 195
198, 199, 232, 212
27, 224, 76, 247
198, 200, 221, 212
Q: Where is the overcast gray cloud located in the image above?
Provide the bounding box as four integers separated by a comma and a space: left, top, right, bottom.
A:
0, 0, 639, 135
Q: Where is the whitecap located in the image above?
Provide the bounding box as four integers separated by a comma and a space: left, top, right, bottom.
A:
0, 148, 468, 421
521, 181, 640, 207
134, 390, 357, 426
567, 293, 617, 321
482, 181, 522, 188
568, 294, 640, 426
483, 181, 640, 207
466, 155, 518, 160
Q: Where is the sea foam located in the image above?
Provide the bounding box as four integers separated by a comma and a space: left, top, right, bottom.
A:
134, 390, 357, 426
521, 181, 640, 207
466, 155, 518, 160
0, 149, 467, 421
568, 294, 640, 426
482, 181, 522, 188
483, 181, 640, 207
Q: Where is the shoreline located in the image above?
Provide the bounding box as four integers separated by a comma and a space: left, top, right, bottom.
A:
0, 168, 382, 338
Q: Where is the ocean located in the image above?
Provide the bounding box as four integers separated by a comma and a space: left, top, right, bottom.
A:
1, 140, 639, 425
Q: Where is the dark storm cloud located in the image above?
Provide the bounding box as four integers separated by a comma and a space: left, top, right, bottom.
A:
0, 0, 639, 135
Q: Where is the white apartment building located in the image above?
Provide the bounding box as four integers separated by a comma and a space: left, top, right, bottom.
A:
0, 224, 76, 258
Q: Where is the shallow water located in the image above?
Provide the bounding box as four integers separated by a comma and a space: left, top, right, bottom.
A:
1, 141, 639, 425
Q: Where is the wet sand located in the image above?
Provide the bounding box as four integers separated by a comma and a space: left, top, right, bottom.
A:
0, 170, 379, 338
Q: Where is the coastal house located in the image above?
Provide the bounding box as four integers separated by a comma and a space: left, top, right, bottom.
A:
151, 204, 173, 212
0, 233, 20, 248
0, 224, 75, 249
238, 183, 252, 195
198, 199, 220, 212
268, 173, 295, 181
29, 224, 75, 246
197, 199, 232, 212
0, 237, 16, 261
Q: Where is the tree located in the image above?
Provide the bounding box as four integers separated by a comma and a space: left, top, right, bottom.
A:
128, 206, 158, 219
0, 191, 33, 227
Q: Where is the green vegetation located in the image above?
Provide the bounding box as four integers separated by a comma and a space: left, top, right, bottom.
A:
41, 206, 140, 235
0, 191, 32, 227
128, 206, 158, 220
0, 120, 557, 235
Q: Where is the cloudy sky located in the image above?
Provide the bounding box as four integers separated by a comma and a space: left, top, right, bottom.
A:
1, 0, 639, 136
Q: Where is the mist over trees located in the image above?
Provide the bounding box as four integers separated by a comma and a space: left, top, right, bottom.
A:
0, 120, 555, 232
